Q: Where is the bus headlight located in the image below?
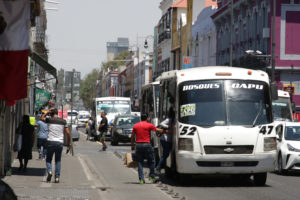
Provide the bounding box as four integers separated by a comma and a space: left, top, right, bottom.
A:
264, 137, 277, 151
178, 138, 193, 151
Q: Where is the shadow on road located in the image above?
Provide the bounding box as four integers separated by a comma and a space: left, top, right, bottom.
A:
272, 171, 300, 177
158, 174, 272, 188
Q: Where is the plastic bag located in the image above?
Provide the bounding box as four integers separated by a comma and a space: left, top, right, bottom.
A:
124, 153, 138, 168
13, 134, 22, 152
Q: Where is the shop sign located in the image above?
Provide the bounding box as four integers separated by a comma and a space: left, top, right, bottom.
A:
183, 56, 192, 69
283, 84, 295, 95
35, 88, 51, 110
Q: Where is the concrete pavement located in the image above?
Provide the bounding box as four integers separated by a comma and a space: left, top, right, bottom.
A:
3, 136, 173, 200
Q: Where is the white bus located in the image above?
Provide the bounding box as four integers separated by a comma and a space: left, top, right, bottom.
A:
93, 97, 131, 140
272, 90, 293, 121
158, 66, 277, 185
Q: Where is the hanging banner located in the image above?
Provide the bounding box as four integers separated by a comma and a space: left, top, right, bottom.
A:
35, 88, 51, 110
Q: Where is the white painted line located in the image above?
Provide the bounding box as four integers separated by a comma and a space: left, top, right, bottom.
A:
78, 155, 93, 181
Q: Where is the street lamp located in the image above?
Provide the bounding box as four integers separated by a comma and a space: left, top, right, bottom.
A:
144, 35, 154, 49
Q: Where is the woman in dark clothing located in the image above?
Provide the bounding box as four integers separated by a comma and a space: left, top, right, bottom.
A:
17, 115, 35, 172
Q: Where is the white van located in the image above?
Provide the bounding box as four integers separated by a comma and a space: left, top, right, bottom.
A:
67, 110, 78, 125
77, 111, 91, 127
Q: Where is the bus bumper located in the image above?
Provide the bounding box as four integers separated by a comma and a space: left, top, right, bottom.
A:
176, 151, 276, 174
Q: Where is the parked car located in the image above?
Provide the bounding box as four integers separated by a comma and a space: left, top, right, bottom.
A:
110, 114, 140, 145
71, 124, 80, 142
276, 122, 300, 174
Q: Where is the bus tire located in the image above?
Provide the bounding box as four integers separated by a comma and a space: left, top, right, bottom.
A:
277, 154, 286, 175
253, 172, 267, 186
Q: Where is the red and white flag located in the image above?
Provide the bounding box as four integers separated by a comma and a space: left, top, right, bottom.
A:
0, 0, 30, 106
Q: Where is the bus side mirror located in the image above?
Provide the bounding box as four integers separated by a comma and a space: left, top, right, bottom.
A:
271, 82, 278, 100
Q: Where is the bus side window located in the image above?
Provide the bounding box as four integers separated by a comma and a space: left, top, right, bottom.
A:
159, 81, 168, 121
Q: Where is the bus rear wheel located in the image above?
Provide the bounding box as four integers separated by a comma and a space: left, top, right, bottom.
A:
253, 173, 267, 186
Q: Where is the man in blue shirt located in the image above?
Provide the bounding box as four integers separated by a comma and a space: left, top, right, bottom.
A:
36, 118, 48, 160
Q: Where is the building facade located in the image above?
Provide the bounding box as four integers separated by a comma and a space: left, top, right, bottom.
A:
153, 0, 174, 80
212, 0, 300, 108
64, 70, 81, 109
191, 5, 217, 67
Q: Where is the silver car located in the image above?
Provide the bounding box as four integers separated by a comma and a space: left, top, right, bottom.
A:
71, 124, 80, 141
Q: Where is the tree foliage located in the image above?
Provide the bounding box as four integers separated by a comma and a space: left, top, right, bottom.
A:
101, 50, 131, 71
80, 68, 99, 111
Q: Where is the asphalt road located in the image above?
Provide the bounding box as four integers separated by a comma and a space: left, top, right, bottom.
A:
78, 129, 300, 200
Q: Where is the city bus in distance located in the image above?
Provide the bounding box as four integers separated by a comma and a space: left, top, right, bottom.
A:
272, 90, 293, 122
140, 81, 160, 159
93, 97, 131, 140
158, 66, 278, 185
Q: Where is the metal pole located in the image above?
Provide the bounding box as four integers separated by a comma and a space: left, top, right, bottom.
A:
179, 17, 182, 70
61, 95, 63, 119
271, 0, 276, 82
70, 69, 74, 155
229, 0, 233, 66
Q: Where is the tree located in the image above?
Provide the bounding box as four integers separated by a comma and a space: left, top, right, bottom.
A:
101, 50, 131, 71
80, 69, 99, 110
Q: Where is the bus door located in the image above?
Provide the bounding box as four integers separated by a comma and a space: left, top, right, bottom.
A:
158, 78, 176, 167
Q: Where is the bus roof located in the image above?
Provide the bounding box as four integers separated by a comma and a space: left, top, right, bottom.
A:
278, 90, 290, 98
141, 81, 159, 90
95, 97, 130, 101
160, 66, 269, 84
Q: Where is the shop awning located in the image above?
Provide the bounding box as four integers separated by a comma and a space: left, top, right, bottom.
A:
171, 0, 187, 8
30, 52, 57, 80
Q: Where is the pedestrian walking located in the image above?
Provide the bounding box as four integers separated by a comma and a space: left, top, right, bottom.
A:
131, 113, 163, 184
156, 107, 175, 173
36, 118, 48, 160
98, 112, 108, 151
17, 115, 35, 172
41, 108, 71, 183
87, 117, 95, 141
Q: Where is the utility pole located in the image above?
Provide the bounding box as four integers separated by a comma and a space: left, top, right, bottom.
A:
229, 0, 234, 66
69, 69, 74, 155
179, 17, 182, 70
271, 0, 276, 82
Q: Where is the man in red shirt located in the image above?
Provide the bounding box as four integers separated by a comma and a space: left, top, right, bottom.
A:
131, 114, 163, 184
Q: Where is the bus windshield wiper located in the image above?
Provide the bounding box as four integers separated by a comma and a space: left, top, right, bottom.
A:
252, 101, 263, 127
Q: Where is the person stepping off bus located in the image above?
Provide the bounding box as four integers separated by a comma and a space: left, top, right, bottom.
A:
131, 113, 163, 184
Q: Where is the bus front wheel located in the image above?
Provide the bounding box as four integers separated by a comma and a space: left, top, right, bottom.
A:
253, 173, 267, 186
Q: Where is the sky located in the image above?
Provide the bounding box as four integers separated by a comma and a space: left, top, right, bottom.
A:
46, 0, 161, 78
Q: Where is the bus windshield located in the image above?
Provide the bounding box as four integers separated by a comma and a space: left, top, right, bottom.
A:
179, 80, 272, 127
96, 100, 130, 115
272, 97, 293, 121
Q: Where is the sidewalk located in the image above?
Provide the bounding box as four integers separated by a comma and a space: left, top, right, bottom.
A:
3, 139, 173, 200
4, 149, 96, 200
